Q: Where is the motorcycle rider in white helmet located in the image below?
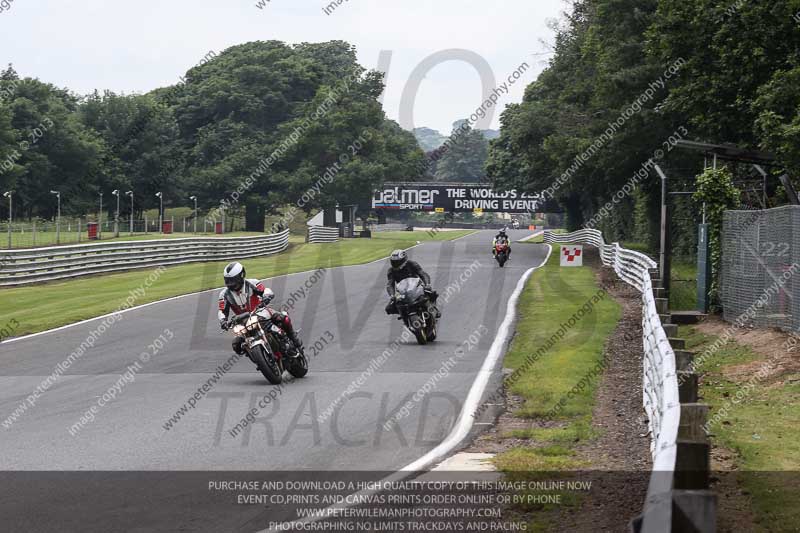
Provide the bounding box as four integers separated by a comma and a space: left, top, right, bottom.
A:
217, 262, 304, 356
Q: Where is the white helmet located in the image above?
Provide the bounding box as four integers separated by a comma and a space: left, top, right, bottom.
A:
223, 262, 245, 291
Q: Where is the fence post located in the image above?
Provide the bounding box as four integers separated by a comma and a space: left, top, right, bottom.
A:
32, 220, 36, 247
673, 354, 715, 532
673, 401, 714, 529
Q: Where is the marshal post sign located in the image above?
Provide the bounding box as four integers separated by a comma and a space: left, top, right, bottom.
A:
372, 183, 542, 213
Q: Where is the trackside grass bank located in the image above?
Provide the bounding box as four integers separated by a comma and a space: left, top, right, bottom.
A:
491, 246, 621, 529
0, 231, 473, 337
3, 230, 271, 249
520, 228, 564, 245
681, 324, 800, 531
372, 230, 475, 242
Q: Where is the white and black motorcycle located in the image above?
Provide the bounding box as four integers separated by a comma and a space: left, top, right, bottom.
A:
227, 303, 308, 384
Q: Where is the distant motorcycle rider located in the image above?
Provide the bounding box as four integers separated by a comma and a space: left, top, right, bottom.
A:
385, 250, 441, 318
218, 262, 303, 356
492, 227, 511, 258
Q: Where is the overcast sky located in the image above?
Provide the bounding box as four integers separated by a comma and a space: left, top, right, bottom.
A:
0, 0, 564, 134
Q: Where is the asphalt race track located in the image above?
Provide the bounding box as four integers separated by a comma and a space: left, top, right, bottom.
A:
0, 230, 548, 530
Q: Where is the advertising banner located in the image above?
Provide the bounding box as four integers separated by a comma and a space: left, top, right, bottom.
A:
372, 183, 542, 213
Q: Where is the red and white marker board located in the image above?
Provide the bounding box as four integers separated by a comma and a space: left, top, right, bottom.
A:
560, 245, 583, 267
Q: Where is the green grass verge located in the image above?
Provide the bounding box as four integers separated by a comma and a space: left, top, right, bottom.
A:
522, 228, 564, 244
372, 230, 475, 242
4, 230, 272, 249
670, 261, 698, 311
0, 231, 472, 337
492, 246, 621, 530
681, 326, 800, 530
497, 246, 620, 423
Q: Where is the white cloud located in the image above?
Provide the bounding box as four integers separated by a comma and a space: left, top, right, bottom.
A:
0, 0, 562, 133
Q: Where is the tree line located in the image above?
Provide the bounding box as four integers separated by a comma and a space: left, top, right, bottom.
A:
0, 40, 425, 231
487, 0, 800, 251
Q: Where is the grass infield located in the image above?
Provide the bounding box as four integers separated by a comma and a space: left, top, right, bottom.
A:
495, 246, 620, 470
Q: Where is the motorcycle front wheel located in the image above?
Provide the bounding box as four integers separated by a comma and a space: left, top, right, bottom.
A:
406, 313, 428, 345
251, 344, 283, 384
426, 315, 437, 341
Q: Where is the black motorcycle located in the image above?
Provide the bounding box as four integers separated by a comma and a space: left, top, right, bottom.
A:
393, 277, 438, 345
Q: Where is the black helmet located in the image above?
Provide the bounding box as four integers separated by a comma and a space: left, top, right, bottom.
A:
390, 249, 408, 270
223, 262, 246, 291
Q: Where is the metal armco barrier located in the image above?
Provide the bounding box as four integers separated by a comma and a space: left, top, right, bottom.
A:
0, 230, 290, 287
307, 226, 339, 243
544, 230, 695, 532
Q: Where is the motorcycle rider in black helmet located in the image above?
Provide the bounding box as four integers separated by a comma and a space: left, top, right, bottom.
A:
217, 262, 304, 356
385, 249, 441, 318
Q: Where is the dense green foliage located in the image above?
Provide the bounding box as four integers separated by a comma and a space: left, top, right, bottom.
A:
413, 127, 447, 152
693, 167, 741, 304
0, 41, 424, 229
414, 123, 498, 181
433, 121, 490, 182
488, 0, 800, 244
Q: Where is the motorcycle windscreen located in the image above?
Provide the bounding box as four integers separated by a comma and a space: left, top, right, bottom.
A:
395, 277, 426, 306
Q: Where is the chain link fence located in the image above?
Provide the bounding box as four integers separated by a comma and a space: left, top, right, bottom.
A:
721, 206, 799, 332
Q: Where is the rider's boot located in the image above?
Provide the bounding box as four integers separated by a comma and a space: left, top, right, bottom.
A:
271, 312, 304, 355
289, 332, 304, 355
280, 325, 304, 355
